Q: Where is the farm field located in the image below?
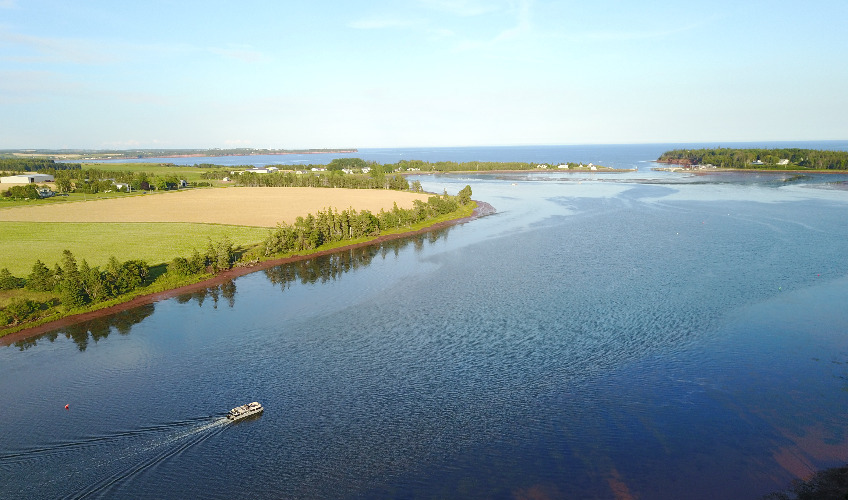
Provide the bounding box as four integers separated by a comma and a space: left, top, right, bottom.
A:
0, 222, 269, 276
0, 187, 430, 276
0, 187, 429, 226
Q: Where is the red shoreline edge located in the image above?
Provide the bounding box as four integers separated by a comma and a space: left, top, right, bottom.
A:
1, 201, 495, 346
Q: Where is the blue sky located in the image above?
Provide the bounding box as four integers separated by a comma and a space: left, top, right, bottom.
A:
1, 0, 846, 149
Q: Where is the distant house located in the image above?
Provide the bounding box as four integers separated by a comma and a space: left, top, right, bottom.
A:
589, 165, 597, 171
0, 173, 55, 184
777, 159, 790, 165
36, 187, 55, 198
361, 167, 371, 174
311, 167, 326, 172
179, 179, 188, 188
536, 164, 548, 169
222, 177, 231, 182
113, 182, 130, 191
751, 160, 764, 165
557, 164, 569, 169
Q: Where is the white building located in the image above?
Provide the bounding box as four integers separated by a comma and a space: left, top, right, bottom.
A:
0, 173, 55, 184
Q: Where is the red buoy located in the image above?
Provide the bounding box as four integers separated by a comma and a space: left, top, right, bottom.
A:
64, 404, 69, 410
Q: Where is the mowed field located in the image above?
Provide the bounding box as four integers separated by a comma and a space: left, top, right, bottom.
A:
0, 187, 429, 227
0, 187, 430, 275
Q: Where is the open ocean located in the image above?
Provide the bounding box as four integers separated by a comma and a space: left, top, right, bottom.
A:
3, 142, 848, 499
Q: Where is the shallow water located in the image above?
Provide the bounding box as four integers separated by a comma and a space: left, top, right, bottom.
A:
3, 147, 848, 499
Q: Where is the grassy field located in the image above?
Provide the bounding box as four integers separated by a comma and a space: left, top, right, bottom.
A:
0, 187, 430, 277
0, 187, 429, 227
0, 221, 270, 276
77, 162, 226, 182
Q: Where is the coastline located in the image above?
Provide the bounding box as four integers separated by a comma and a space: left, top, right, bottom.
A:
654, 159, 848, 174
0, 201, 495, 346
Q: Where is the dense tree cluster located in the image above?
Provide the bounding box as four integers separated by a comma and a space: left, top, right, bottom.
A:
0, 251, 150, 324
0, 158, 79, 172
234, 170, 409, 190
657, 148, 848, 170
1, 184, 44, 200
50, 168, 185, 193
262, 187, 472, 256
168, 236, 236, 276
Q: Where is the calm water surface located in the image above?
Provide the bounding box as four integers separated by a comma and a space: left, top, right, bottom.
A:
3, 145, 848, 499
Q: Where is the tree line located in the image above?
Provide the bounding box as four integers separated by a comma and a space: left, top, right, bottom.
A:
0, 158, 80, 172
262, 185, 472, 256
0, 235, 239, 327
657, 148, 848, 170
233, 170, 410, 191
0, 251, 150, 326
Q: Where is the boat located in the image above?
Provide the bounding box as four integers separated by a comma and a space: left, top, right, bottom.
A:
227, 401, 264, 421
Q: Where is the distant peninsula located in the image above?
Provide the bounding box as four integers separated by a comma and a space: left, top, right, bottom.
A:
656, 147, 848, 171
0, 148, 357, 161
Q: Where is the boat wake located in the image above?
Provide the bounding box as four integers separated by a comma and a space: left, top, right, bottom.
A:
0, 416, 230, 499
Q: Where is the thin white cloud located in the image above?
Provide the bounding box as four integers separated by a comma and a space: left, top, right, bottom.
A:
0, 0, 17, 8
577, 23, 701, 42
452, 0, 533, 51
348, 16, 419, 30
417, 0, 503, 17
207, 45, 269, 63
0, 29, 118, 64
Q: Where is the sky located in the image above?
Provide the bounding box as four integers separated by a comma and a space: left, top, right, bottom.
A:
1, 0, 846, 149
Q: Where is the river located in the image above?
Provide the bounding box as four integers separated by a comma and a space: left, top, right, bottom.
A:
2, 143, 848, 498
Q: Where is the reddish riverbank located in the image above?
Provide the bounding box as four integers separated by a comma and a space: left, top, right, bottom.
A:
1, 201, 495, 346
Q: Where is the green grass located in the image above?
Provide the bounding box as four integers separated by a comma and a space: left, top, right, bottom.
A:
0, 221, 270, 276
78, 162, 239, 182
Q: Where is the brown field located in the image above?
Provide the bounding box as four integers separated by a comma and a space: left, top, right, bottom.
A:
0, 187, 430, 227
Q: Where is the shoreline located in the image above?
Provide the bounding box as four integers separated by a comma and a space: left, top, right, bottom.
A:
0, 201, 495, 346
653, 160, 848, 174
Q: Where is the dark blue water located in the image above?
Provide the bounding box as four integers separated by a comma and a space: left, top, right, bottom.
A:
3, 145, 848, 499
80, 140, 848, 168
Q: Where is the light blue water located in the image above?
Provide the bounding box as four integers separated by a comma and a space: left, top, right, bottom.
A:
2, 145, 848, 499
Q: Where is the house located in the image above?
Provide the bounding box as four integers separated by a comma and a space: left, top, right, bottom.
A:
751, 160, 764, 165
536, 164, 548, 169
222, 177, 231, 182
311, 167, 326, 172
113, 182, 130, 191
0, 173, 55, 184
777, 159, 790, 165
36, 187, 55, 198
361, 167, 371, 174
557, 164, 569, 169
589, 165, 597, 171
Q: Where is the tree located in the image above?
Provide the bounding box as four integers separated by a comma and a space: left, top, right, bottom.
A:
457, 185, 472, 205
0, 268, 25, 290
0, 298, 41, 326
26, 260, 55, 291
79, 260, 106, 302
59, 250, 87, 309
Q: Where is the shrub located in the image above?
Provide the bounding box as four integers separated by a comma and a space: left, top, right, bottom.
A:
0, 268, 25, 290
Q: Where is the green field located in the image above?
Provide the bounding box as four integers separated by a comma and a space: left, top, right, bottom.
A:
0, 221, 270, 276
77, 162, 227, 181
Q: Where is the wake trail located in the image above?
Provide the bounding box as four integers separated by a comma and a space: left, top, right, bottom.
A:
65, 417, 230, 500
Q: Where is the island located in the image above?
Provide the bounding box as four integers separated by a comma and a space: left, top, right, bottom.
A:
655, 147, 848, 171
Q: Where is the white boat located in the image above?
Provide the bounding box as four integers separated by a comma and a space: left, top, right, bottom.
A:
227, 401, 264, 421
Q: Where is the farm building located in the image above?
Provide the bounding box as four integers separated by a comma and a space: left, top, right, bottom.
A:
1, 173, 55, 184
